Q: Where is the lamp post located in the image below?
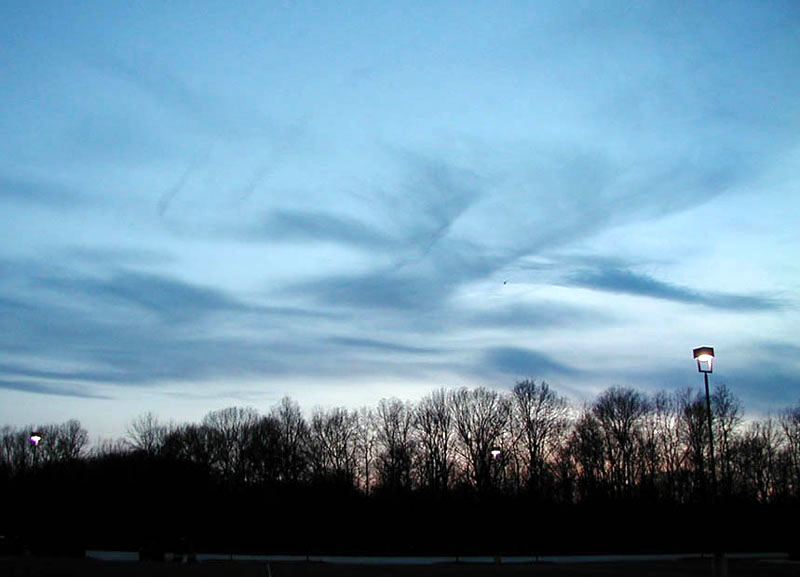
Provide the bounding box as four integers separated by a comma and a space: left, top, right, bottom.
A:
489, 447, 503, 564
29, 432, 42, 466
693, 347, 726, 577
692, 347, 716, 498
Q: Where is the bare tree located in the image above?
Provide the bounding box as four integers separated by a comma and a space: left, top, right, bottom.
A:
161, 423, 215, 468
308, 406, 360, 488
566, 408, 607, 502
510, 380, 569, 497
712, 384, 743, 497
42, 419, 88, 462
242, 415, 282, 484
592, 386, 650, 499
678, 388, 710, 501
414, 388, 454, 494
202, 406, 260, 481
450, 387, 511, 493
89, 437, 129, 458
648, 391, 686, 502
374, 398, 415, 493
779, 404, 800, 498
270, 396, 310, 483
0, 425, 30, 472
355, 406, 377, 494
733, 418, 782, 503
126, 412, 167, 455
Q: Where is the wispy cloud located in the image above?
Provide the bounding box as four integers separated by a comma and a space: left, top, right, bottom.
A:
483, 347, 577, 378
565, 262, 781, 311
294, 270, 447, 312
31, 270, 250, 323
327, 336, 439, 355
158, 148, 212, 217
0, 379, 110, 399
252, 209, 393, 248
464, 302, 610, 330
0, 175, 86, 207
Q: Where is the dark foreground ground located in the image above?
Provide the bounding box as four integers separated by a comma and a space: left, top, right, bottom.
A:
2, 557, 800, 577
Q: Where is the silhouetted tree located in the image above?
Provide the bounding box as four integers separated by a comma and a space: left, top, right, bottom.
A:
779, 404, 800, 498
270, 396, 310, 484
89, 436, 129, 458
160, 423, 215, 469
308, 406, 359, 488
592, 386, 650, 500
678, 388, 710, 501
567, 408, 608, 502
711, 384, 743, 498
510, 379, 568, 499
732, 418, 781, 503
202, 406, 259, 481
355, 406, 377, 494
414, 388, 454, 494
648, 391, 685, 502
126, 412, 167, 456
242, 415, 283, 485
374, 398, 415, 494
0, 425, 30, 472
451, 387, 511, 493
40, 419, 88, 462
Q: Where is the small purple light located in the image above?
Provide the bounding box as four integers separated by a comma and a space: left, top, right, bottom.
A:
29, 434, 42, 446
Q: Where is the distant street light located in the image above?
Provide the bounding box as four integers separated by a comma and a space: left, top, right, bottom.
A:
489, 447, 503, 564
29, 431, 42, 467
693, 346, 726, 577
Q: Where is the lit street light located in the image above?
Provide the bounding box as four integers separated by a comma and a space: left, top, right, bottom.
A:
29, 431, 42, 466
692, 347, 716, 496
489, 447, 503, 564
692, 346, 726, 577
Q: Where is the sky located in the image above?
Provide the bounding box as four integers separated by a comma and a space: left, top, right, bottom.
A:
1, 1, 799, 442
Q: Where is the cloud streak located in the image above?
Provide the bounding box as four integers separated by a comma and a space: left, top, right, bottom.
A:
0, 379, 110, 400
566, 263, 781, 311
483, 347, 578, 378
253, 209, 393, 248
0, 175, 86, 207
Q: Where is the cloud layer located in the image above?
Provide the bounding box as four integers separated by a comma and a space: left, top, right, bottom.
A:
1, 1, 798, 436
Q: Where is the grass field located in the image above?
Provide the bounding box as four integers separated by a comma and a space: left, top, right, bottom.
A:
3, 557, 800, 577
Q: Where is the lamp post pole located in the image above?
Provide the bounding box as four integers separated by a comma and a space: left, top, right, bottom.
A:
29, 432, 42, 467
702, 371, 717, 500
489, 447, 502, 565
693, 347, 725, 577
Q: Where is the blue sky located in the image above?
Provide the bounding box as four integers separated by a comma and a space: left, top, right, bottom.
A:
2, 1, 799, 440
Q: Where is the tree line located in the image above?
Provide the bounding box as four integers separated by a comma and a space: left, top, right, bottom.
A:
3, 381, 800, 555
4, 381, 800, 503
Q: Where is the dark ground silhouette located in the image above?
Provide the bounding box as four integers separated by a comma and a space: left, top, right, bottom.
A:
2, 557, 800, 577
3, 384, 799, 557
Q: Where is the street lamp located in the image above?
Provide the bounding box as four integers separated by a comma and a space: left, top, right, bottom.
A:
692, 346, 716, 496
29, 431, 42, 467
694, 346, 714, 374
693, 347, 726, 577
489, 447, 503, 564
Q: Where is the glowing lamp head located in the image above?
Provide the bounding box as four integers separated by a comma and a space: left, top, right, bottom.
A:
29, 433, 42, 446
693, 346, 715, 373
490, 447, 502, 459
